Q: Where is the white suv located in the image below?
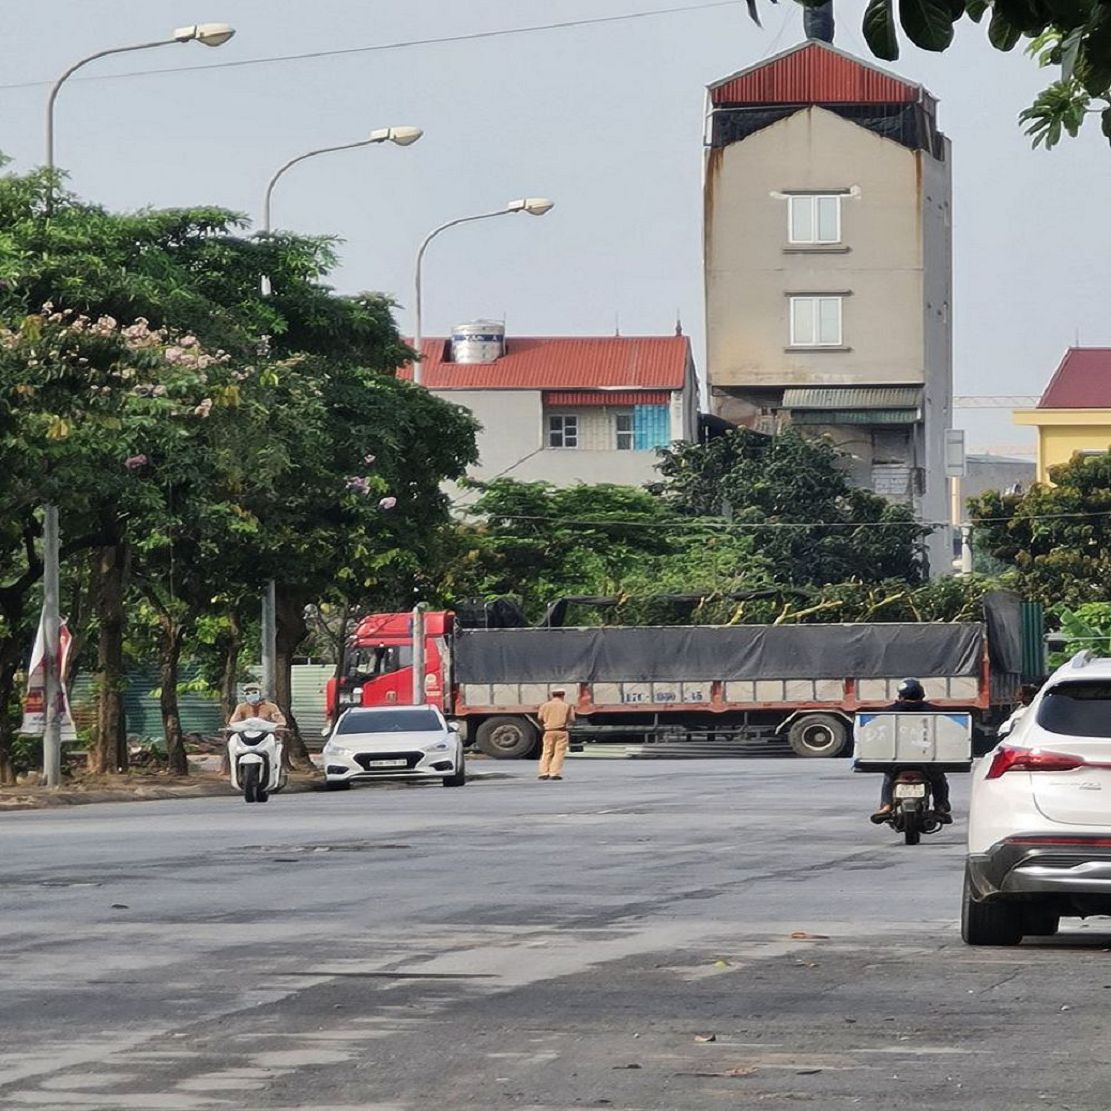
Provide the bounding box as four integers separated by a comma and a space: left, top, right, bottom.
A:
963, 652, 1111, 945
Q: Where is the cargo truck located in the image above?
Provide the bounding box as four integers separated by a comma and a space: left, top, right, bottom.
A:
325, 594, 1026, 759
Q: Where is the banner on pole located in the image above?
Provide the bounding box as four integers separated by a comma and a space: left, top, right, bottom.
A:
19, 612, 77, 741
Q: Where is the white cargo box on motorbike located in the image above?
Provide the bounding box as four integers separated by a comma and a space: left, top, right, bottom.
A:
853, 712, 973, 773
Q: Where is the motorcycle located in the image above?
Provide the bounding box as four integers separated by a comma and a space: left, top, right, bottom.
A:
884, 768, 946, 846
854, 710, 969, 847
226, 718, 286, 804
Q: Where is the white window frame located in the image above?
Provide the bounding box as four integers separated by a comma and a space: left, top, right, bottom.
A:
614, 411, 634, 451
789, 295, 843, 348
547, 413, 579, 449
787, 194, 842, 245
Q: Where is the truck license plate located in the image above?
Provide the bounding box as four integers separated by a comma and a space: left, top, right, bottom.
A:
894, 783, 927, 799
369, 759, 407, 768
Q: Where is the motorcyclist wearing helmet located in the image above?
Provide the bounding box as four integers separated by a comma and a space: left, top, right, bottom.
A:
870, 677, 953, 825
229, 683, 286, 727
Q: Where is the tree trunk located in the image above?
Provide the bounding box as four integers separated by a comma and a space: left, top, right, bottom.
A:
62, 563, 91, 691
0, 642, 21, 786
275, 585, 312, 770
220, 608, 242, 723
331, 601, 350, 682
159, 619, 188, 776
90, 542, 128, 775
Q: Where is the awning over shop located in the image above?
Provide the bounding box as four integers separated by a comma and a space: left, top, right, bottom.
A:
781, 387, 922, 410
782, 387, 922, 425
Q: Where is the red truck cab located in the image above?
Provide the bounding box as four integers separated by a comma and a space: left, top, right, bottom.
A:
327, 610, 452, 721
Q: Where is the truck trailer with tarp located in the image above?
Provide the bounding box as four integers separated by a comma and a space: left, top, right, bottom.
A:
328, 593, 1026, 759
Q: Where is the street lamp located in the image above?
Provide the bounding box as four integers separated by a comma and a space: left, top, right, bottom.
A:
260, 127, 424, 237
36, 24, 235, 790
45, 23, 236, 174
412, 198, 555, 386
256, 126, 423, 699
258, 127, 423, 298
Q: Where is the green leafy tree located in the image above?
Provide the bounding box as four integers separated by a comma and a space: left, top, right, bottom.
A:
969, 451, 1111, 605
455, 479, 776, 624
1049, 602, 1111, 665
0, 309, 276, 774
655, 428, 928, 586
239, 360, 478, 757
0, 167, 478, 778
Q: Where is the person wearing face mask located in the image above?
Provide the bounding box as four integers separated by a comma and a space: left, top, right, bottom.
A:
229, 683, 286, 726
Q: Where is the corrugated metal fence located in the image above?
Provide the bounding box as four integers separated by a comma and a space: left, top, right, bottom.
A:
70, 663, 335, 741
633, 404, 670, 450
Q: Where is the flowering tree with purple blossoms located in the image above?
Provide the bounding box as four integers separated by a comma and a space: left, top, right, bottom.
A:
0, 168, 479, 782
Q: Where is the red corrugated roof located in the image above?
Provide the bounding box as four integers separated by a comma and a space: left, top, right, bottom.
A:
399, 336, 690, 391
543, 390, 670, 407
1037, 348, 1111, 408
710, 41, 920, 106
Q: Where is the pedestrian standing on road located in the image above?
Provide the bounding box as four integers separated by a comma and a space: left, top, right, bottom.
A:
537, 688, 575, 781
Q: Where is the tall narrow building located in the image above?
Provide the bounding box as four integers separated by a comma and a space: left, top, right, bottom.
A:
704, 40, 953, 574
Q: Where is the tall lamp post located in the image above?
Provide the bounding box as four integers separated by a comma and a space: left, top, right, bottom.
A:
257, 125, 423, 698
412, 198, 555, 387
39, 22, 235, 788
46, 24, 236, 175
407, 198, 553, 705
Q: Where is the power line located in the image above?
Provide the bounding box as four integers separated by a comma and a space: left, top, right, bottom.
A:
0, 1, 747, 92
463, 506, 1111, 532
477, 513, 939, 531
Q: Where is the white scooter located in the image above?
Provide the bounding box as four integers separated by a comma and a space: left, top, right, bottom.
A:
227, 718, 286, 804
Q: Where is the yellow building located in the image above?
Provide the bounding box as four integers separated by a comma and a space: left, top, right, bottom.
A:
1014, 348, 1111, 482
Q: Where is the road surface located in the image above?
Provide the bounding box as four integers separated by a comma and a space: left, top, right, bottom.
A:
1, 759, 1107, 1110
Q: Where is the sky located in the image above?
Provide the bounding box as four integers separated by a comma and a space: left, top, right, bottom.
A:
3, 0, 1110, 455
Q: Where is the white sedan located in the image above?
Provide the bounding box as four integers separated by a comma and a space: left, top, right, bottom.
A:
963, 652, 1111, 945
323, 705, 466, 789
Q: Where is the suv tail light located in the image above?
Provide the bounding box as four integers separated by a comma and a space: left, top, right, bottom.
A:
986, 744, 1085, 779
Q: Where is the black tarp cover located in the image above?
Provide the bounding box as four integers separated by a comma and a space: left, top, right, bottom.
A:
455, 623, 984, 684
983, 591, 1023, 701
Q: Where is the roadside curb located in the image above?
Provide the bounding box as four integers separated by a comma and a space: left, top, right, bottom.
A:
0, 770, 511, 812
0, 775, 320, 812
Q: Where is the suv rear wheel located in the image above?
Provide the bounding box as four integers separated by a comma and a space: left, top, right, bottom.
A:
961, 864, 1024, 946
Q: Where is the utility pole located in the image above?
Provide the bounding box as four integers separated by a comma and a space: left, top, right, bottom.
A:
261, 580, 276, 698
411, 604, 425, 706
960, 525, 974, 576
42, 506, 62, 788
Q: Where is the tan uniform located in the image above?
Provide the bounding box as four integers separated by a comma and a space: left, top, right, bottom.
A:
537, 697, 575, 777
230, 700, 286, 726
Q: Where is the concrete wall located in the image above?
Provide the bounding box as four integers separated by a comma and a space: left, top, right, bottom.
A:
705, 107, 928, 389
962, 455, 1035, 501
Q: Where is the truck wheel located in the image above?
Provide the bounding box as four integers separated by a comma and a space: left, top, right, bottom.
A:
474, 716, 538, 759
786, 714, 849, 758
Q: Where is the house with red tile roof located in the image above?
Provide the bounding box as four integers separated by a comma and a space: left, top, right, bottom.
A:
401, 323, 699, 500
1015, 348, 1111, 482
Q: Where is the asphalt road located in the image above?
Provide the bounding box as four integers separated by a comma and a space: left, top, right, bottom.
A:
1, 758, 1109, 1111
